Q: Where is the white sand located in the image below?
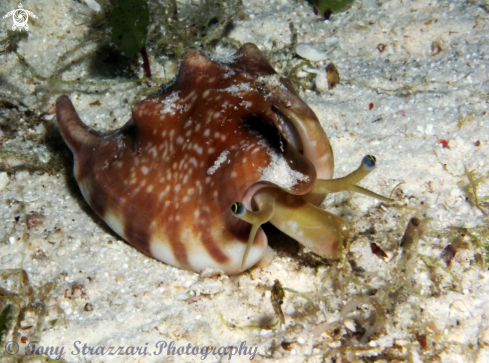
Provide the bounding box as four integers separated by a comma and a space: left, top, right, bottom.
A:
1, 0, 489, 362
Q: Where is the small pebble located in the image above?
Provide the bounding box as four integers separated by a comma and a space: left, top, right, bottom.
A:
27, 212, 46, 227
482, 327, 489, 344
324, 37, 339, 46
174, 292, 190, 301
35, 123, 47, 135
46, 104, 55, 114
344, 318, 356, 332
200, 267, 224, 278
295, 69, 309, 78
85, 0, 102, 11
27, 237, 43, 250
16, 171, 29, 181
57, 247, 67, 257
455, 135, 465, 146
47, 229, 64, 243
315, 70, 328, 92
0, 172, 9, 190
326, 63, 340, 89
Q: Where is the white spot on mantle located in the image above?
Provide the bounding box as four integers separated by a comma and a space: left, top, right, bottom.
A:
207, 151, 230, 175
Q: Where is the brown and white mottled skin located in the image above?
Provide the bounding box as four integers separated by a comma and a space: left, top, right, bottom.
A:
56, 43, 389, 275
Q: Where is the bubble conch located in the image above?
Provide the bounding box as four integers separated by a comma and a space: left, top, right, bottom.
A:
56, 43, 392, 275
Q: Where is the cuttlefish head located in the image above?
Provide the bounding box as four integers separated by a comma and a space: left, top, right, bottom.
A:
56, 44, 390, 275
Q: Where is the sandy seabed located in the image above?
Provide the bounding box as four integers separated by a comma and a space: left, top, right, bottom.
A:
1, 0, 489, 362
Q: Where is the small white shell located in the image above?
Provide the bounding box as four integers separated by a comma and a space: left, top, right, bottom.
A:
84, 0, 102, 12
296, 44, 328, 62
344, 318, 356, 332
324, 37, 339, 46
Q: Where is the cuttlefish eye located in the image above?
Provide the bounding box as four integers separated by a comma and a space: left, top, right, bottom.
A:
363, 155, 377, 170
231, 202, 246, 217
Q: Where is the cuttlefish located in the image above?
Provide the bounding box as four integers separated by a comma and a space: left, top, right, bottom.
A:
56, 43, 392, 275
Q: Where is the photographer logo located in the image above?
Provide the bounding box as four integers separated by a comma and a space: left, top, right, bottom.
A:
3, 3, 38, 31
